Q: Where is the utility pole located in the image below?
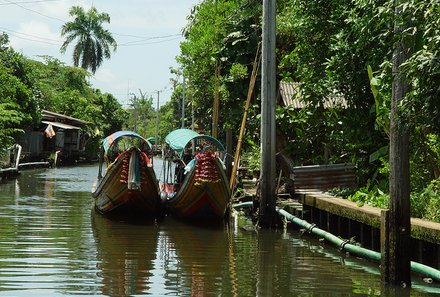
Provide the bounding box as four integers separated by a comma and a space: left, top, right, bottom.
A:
259, 0, 277, 227
130, 93, 138, 133
182, 76, 186, 128
191, 98, 195, 131
384, 0, 411, 286
155, 90, 160, 149
212, 64, 220, 138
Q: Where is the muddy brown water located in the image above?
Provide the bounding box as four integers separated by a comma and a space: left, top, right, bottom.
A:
0, 163, 438, 296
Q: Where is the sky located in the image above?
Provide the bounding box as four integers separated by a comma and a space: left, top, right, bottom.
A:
0, 0, 200, 107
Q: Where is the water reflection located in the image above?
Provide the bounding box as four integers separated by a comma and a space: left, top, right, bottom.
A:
0, 165, 439, 296
91, 212, 158, 296
159, 219, 229, 296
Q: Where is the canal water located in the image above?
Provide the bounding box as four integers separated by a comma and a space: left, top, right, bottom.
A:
0, 164, 439, 296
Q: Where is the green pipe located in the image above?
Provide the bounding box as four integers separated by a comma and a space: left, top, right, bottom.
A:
277, 208, 381, 262
276, 207, 440, 282
232, 202, 440, 282
232, 201, 254, 210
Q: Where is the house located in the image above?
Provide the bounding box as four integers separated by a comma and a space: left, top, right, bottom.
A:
18, 110, 89, 164
276, 81, 352, 188
278, 80, 348, 109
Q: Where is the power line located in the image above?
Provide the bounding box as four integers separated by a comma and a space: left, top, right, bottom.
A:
0, 26, 62, 43
2, 0, 66, 22
118, 36, 182, 47
117, 34, 182, 46
2, 0, 186, 47
0, 0, 62, 5
0, 23, 182, 48
113, 32, 178, 39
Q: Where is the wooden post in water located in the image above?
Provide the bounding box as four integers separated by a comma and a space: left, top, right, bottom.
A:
381, 209, 390, 283
387, 0, 411, 286
259, 0, 277, 227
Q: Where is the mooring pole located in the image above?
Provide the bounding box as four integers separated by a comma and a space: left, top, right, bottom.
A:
387, 0, 411, 286
381, 209, 390, 284
259, 0, 277, 227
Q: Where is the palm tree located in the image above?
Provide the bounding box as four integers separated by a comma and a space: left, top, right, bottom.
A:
60, 6, 117, 74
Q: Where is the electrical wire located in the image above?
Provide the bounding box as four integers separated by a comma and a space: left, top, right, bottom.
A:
0, 26, 62, 44
0, 0, 62, 5
2, 0, 66, 22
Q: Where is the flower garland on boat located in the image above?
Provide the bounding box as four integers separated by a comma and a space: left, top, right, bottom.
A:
194, 150, 220, 185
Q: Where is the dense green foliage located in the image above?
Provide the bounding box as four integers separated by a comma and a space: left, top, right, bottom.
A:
177, 0, 261, 139
2, 1, 440, 222
0, 32, 127, 158
0, 33, 38, 151
174, 0, 440, 222
60, 6, 117, 74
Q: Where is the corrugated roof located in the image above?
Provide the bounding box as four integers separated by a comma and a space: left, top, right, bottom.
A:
279, 81, 348, 109
42, 121, 81, 130
42, 110, 89, 126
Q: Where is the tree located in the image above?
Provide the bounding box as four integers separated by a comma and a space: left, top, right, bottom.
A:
60, 6, 117, 74
0, 33, 39, 150
126, 90, 156, 137
177, 0, 261, 139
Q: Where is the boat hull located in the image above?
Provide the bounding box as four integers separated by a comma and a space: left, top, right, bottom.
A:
92, 149, 160, 216
167, 158, 230, 221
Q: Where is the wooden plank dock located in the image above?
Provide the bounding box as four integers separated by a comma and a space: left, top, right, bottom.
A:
1, 162, 50, 180
0, 167, 20, 179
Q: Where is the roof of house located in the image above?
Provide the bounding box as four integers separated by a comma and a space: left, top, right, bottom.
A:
42, 110, 89, 127
279, 81, 348, 109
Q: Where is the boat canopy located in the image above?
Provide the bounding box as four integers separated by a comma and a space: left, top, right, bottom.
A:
102, 130, 152, 153
164, 128, 225, 157
147, 136, 156, 144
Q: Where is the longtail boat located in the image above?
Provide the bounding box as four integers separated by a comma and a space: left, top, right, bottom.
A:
161, 128, 230, 221
92, 131, 161, 216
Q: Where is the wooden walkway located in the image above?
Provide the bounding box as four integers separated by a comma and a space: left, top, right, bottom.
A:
0, 167, 20, 179
1, 162, 51, 180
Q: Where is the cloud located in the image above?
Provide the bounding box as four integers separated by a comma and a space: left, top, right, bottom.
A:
41, 0, 89, 20
8, 21, 62, 50
93, 67, 116, 84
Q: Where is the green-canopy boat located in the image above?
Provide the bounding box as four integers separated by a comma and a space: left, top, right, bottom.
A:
160, 128, 230, 221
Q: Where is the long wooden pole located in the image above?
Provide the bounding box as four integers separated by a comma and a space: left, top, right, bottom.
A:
387, 0, 411, 286
229, 44, 261, 193
259, 0, 277, 227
